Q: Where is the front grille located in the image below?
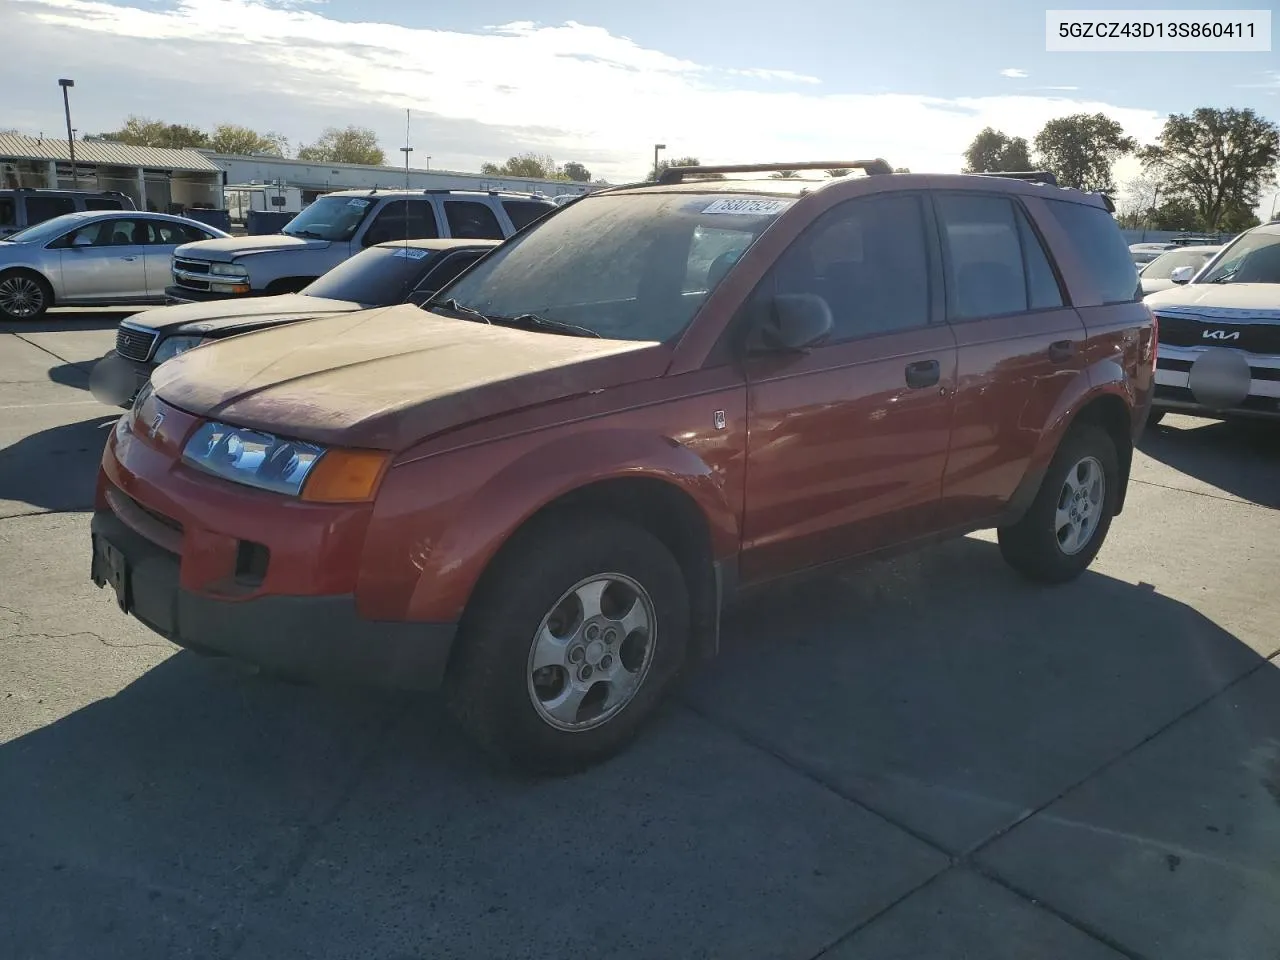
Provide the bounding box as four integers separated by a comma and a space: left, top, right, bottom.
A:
115, 326, 157, 362
176, 276, 211, 291
174, 258, 210, 275
1154, 313, 1280, 354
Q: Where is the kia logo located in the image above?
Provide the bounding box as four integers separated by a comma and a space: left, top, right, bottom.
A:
1202, 330, 1241, 341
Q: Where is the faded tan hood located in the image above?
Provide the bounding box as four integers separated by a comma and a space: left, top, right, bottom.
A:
151, 305, 666, 449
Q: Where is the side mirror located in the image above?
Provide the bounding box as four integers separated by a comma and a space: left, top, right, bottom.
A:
73, 235, 93, 248
1170, 265, 1195, 284
756, 294, 833, 353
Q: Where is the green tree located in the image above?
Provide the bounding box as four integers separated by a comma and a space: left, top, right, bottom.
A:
646, 156, 724, 181
962, 127, 1032, 173
1146, 198, 1201, 231
297, 126, 385, 165
893, 167, 911, 173
1033, 113, 1136, 192
770, 169, 800, 179
826, 168, 851, 177
561, 161, 592, 182
1140, 107, 1280, 232
480, 152, 568, 180
208, 124, 287, 157
98, 116, 209, 149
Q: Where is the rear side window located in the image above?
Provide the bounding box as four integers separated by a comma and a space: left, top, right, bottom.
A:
445, 201, 503, 240
24, 196, 76, 225
363, 199, 439, 246
0, 197, 14, 226
502, 200, 554, 231
1015, 207, 1065, 309
935, 194, 1027, 320
1045, 200, 1138, 303
84, 197, 125, 211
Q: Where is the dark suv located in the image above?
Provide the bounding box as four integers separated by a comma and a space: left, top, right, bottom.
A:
92, 161, 1155, 773
0, 188, 134, 238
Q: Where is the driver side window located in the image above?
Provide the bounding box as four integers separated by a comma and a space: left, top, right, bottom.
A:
54, 220, 146, 249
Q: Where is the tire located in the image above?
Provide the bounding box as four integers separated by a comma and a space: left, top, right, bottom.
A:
0, 270, 52, 321
445, 510, 690, 774
998, 424, 1119, 585
1147, 410, 1165, 428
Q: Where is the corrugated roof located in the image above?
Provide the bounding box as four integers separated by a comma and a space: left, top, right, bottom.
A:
0, 134, 220, 173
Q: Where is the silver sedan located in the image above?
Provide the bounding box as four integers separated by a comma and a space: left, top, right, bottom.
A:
0, 211, 229, 321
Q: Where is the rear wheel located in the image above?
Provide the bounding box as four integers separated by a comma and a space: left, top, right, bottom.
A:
445, 511, 689, 774
998, 424, 1119, 584
0, 270, 52, 321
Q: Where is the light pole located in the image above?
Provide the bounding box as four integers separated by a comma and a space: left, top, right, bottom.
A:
653, 143, 666, 180
58, 78, 77, 188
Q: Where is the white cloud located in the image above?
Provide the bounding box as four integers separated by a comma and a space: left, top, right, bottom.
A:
1000, 68, 1029, 79
1038, 85, 1080, 91
2, 0, 1168, 181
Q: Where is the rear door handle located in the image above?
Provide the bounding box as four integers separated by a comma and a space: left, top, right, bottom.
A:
905, 359, 940, 389
120, 256, 138, 262
1048, 340, 1075, 363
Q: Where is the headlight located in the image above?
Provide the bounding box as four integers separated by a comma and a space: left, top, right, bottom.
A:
182, 421, 389, 501
151, 335, 207, 364
209, 263, 248, 278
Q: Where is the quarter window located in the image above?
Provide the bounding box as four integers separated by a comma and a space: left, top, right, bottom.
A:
445, 201, 503, 240
763, 193, 931, 342
84, 197, 125, 211
0, 197, 15, 226
501, 200, 554, 231
1044, 199, 1139, 303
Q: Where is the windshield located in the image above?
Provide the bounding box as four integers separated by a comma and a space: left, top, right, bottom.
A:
302, 245, 440, 305
1198, 231, 1280, 284
436, 192, 789, 341
282, 196, 375, 241
1141, 247, 1218, 280
4, 213, 91, 245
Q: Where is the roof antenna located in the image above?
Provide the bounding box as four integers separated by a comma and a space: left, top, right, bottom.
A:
398, 108, 414, 281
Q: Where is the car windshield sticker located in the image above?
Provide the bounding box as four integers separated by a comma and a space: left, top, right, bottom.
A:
701, 198, 793, 216
347, 199, 371, 208
392, 248, 429, 260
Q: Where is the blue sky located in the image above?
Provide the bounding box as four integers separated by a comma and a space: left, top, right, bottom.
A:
1, 0, 1277, 207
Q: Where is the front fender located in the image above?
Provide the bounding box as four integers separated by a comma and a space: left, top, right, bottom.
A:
356, 428, 740, 623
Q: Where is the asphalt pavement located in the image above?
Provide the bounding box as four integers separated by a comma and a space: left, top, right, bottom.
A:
2, 310, 1278, 960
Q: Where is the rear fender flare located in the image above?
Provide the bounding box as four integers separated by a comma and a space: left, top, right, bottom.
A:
1004, 361, 1136, 522
404, 429, 739, 622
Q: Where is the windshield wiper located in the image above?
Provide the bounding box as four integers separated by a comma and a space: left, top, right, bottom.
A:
426, 297, 490, 323
491, 313, 603, 338
286, 229, 326, 240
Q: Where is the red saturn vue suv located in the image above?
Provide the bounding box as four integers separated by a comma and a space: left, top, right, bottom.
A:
92, 160, 1155, 772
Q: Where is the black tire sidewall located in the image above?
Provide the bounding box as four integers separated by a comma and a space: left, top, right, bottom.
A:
0, 270, 51, 322
448, 513, 690, 773
1001, 424, 1119, 582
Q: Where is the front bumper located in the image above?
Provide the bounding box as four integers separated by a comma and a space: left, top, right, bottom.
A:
90, 351, 151, 408
1153, 344, 1280, 421
91, 509, 457, 689
164, 284, 257, 305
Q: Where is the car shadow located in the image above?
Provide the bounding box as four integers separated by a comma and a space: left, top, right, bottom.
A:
0, 311, 133, 335
1, 535, 1275, 958
46, 359, 96, 391
0, 415, 116, 513
1140, 417, 1280, 508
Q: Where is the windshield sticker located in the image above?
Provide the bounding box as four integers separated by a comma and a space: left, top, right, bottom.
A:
392, 248, 429, 260
701, 198, 793, 216
347, 199, 372, 208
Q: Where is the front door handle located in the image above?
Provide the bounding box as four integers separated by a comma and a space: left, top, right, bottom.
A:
905, 359, 940, 389
120, 256, 138, 262
1048, 339, 1075, 363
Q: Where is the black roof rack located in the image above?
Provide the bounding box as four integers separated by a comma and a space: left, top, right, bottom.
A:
975, 170, 1060, 186
657, 159, 893, 185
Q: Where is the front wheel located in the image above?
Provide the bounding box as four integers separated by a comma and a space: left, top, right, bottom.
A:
998, 424, 1119, 584
0, 271, 52, 321
445, 511, 690, 774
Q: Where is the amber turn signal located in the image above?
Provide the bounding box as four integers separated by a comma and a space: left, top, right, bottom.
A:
300, 449, 390, 503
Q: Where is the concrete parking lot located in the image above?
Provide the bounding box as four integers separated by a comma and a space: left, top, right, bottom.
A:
2, 311, 1278, 960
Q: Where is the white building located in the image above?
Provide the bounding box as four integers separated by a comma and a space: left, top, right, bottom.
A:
203, 152, 594, 204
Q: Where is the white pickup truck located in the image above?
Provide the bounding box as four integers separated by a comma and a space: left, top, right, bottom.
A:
165, 188, 555, 302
